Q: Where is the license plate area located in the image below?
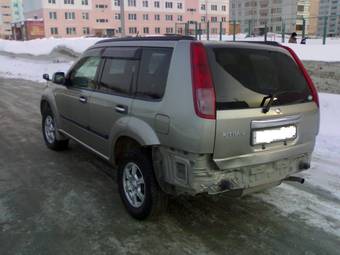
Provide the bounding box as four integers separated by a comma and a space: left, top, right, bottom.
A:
252, 125, 297, 145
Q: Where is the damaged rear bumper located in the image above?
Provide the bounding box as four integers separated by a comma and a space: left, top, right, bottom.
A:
153, 146, 312, 196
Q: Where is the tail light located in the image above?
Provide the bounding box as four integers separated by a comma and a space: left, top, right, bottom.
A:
281, 45, 319, 107
190, 42, 216, 119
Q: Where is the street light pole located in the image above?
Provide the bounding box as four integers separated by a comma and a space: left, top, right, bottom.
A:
120, 0, 126, 37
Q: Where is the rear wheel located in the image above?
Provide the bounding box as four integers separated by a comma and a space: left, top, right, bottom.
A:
117, 149, 167, 220
42, 109, 68, 151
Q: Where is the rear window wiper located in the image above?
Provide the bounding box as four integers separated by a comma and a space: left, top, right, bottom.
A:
261, 94, 277, 113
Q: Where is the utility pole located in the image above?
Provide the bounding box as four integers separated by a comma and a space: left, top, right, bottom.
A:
120, 0, 126, 37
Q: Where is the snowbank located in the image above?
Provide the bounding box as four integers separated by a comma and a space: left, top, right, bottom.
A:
0, 37, 102, 56
1, 36, 340, 62
257, 93, 340, 237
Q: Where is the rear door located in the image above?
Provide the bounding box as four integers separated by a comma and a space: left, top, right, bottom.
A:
206, 45, 319, 164
87, 47, 140, 156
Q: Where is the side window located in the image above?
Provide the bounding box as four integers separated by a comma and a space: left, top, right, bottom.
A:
136, 48, 173, 99
69, 56, 101, 89
99, 58, 137, 95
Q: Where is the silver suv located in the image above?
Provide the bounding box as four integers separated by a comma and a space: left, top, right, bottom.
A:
41, 36, 319, 219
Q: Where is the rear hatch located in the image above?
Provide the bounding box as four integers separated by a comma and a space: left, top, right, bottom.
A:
206, 43, 319, 167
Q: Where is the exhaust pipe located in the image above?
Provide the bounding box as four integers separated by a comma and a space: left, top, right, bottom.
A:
284, 176, 305, 184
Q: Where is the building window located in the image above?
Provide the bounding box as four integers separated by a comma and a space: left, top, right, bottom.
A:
114, 0, 120, 6
82, 12, 89, 20
48, 0, 56, 4
211, 16, 217, 22
83, 27, 90, 34
166, 27, 173, 33
115, 13, 121, 20
154, 1, 160, 8
96, 19, 108, 23
129, 27, 137, 34
177, 2, 182, 9
49, 12, 57, 20
155, 27, 160, 34
64, 0, 74, 4
128, 0, 136, 7
128, 13, 137, 20
177, 15, 182, 21
65, 12, 75, 20
165, 15, 173, 21
143, 27, 149, 34
81, 0, 88, 5
143, 14, 148, 20
201, 4, 205, 10
96, 4, 108, 9
211, 5, 217, 11
154, 14, 160, 20
142, 1, 148, 7
50, 27, 58, 35
222, 5, 226, 11
221, 17, 226, 22
165, 2, 173, 8
66, 27, 76, 34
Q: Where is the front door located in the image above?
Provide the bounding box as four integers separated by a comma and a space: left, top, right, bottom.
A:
55, 52, 102, 145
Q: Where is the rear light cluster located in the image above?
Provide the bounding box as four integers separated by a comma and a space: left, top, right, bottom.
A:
190, 42, 216, 119
281, 45, 319, 107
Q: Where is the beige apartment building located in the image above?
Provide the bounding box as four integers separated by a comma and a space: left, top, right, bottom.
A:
0, 0, 12, 38
22, 0, 229, 38
229, 0, 320, 36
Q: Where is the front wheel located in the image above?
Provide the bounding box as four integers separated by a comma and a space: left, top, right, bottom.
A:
42, 109, 68, 151
117, 149, 167, 220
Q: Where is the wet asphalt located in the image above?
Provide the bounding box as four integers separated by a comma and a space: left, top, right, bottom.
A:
0, 77, 339, 255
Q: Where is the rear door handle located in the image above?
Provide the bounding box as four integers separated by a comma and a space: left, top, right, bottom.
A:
79, 96, 87, 103
115, 105, 128, 114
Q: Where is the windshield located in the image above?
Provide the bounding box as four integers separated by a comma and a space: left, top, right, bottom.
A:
208, 46, 312, 110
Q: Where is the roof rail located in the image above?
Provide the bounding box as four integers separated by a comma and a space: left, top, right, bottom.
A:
95, 35, 196, 44
230, 41, 281, 46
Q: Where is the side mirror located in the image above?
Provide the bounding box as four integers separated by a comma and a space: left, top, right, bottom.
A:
52, 72, 66, 85
43, 74, 50, 81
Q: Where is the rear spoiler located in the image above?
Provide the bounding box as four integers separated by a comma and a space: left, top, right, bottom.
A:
225, 41, 281, 47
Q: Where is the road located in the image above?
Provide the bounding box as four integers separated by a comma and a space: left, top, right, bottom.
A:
0, 77, 339, 255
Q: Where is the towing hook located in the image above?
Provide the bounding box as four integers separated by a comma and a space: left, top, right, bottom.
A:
284, 176, 305, 184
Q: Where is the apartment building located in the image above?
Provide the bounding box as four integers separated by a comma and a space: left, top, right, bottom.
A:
22, 0, 228, 38
229, 0, 319, 36
0, 0, 12, 38
317, 0, 340, 36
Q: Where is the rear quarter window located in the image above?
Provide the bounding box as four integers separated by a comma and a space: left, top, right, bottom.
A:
136, 48, 173, 100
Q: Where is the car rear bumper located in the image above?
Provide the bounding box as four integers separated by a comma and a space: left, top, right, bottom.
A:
153, 146, 313, 196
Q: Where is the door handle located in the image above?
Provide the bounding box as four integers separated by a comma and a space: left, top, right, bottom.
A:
115, 105, 128, 114
79, 96, 87, 103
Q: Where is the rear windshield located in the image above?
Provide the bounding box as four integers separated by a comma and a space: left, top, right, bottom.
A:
208, 47, 312, 110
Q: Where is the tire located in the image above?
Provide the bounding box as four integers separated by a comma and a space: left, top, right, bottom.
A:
42, 108, 69, 151
117, 149, 168, 220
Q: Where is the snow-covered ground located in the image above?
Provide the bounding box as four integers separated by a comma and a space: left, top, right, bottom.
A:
256, 93, 340, 237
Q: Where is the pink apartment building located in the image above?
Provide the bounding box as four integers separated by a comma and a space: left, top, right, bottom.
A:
23, 0, 229, 38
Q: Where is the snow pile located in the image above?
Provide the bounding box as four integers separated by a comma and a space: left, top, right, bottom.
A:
0, 37, 102, 56
0, 55, 71, 82
257, 93, 340, 237
1, 36, 340, 61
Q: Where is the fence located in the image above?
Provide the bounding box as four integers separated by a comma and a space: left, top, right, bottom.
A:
174, 15, 340, 45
